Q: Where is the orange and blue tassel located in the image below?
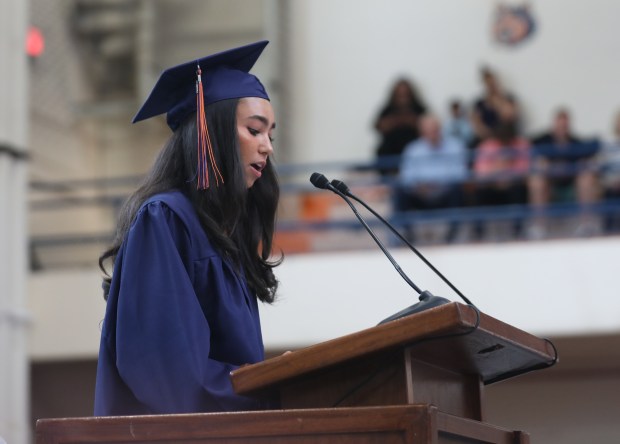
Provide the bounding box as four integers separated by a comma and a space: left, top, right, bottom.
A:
196, 64, 224, 189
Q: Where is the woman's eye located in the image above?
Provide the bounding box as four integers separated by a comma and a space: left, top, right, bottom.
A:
248, 128, 259, 136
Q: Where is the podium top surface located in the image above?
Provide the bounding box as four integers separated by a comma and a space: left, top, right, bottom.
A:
231, 303, 556, 395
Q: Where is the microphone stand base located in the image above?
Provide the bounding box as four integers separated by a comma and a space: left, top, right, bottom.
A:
379, 290, 450, 325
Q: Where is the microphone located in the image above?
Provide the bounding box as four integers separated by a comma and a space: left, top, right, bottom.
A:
310, 172, 424, 295
309, 172, 332, 190
330, 178, 475, 309
310, 172, 450, 323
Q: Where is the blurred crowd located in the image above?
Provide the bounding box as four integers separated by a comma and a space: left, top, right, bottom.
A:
374, 68, 620, 242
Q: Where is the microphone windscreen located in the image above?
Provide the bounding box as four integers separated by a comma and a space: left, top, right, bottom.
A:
310, 172, 330, 189
331, 179, 350, 195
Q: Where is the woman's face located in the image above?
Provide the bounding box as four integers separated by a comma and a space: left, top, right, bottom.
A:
236, 97, 276, 188
393, 81, 413, 107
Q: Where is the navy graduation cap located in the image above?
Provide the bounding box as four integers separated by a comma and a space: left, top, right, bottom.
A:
132, 40, 270, 189
133, 40, 269, 130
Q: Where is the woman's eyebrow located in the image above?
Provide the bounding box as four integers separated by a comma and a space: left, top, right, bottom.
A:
248, 115, 276, 129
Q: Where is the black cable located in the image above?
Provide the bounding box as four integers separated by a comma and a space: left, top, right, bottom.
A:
311, 172, 424, 294
336, 182, 475, 308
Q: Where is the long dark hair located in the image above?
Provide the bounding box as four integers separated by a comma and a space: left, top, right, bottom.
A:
99, 98, 281, 303
384, 78, 427, 112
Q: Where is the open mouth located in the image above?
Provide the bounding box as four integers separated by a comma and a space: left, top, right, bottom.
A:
251, 162, 265, 173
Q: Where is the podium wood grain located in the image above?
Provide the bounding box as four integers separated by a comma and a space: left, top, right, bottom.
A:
36, 405, 529, 444
36, 303, 548, 443
231, 303, 555, 420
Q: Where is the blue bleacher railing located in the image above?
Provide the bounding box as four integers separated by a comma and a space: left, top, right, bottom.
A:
28, 142, 620, 268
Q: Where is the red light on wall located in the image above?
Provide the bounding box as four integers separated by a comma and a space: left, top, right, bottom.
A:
26, 26, 45, 58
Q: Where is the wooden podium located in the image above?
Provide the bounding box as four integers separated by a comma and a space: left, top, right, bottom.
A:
36, 303, 556, 443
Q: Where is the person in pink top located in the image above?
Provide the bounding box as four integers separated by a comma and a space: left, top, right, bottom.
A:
472, 122, 530, 238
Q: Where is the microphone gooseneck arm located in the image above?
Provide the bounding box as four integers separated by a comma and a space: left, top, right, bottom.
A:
310, 173, 423, 295
330, 178, 475, 308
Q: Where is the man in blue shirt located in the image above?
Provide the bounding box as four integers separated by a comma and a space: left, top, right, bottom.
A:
528, 108, 600, 237
395, 115, 468, 242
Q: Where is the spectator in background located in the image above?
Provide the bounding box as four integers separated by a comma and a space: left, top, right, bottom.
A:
598, 110, 620, 232
473, 121, 530, 239
395, 115, 468, 243
444, 100, 474, 148
374, 78, 427, 176
528, 108, 600, 237
471, 67, 520, 145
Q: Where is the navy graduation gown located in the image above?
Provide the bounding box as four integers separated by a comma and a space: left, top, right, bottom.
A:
94, 190, 265, 415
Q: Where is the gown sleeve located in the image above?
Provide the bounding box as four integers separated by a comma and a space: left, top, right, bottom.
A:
105, 201, 261, 414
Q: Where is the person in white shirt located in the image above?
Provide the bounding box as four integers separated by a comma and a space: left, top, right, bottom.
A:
396, 115, 468, 242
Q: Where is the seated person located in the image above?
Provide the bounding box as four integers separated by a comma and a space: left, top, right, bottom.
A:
444, 99, 474, 148
473, 122, 530, 239
598, 110, 620, 232
528, 108, 600, 236
395, 115, 467, 242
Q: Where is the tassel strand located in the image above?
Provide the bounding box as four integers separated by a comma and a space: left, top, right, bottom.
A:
196, 65, 224, 189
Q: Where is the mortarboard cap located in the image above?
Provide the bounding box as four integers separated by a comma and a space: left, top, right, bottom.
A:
132, 40, 270, 131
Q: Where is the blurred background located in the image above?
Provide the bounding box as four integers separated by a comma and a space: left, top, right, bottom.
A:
1, 0, 619, 443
